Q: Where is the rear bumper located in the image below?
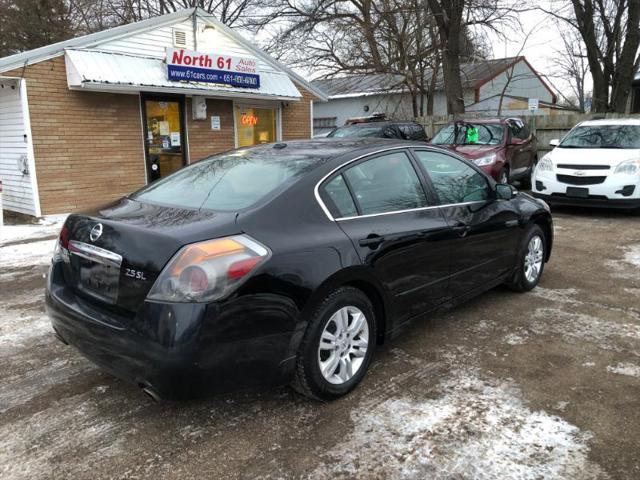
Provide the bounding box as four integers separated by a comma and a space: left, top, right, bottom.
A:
46, 262, 302, 400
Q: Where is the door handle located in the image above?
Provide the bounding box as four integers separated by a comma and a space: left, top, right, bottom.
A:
359, 235, 385, 249
452, 224, 471, 238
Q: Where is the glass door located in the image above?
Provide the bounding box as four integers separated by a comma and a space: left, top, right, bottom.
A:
142, 95, 187, 182
235, 105, 277, 147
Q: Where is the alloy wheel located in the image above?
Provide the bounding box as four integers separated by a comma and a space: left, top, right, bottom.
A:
524, 235, 544, 282
317, 306, 369, 385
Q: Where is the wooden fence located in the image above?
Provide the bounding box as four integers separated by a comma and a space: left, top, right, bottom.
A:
414, 112, 640, 157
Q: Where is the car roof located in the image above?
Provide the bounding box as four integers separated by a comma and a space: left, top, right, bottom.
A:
336, 120, 419, 128
453, 118, 516, 124
578, 118, 640, 127
239, 138, 439, 171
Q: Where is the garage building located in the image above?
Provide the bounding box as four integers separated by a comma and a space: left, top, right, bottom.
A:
0, 8, 326, 217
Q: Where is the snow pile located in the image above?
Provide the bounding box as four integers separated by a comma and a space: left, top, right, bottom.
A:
606, 362, 640, 378
311, 371, 604, 480
0, 239, 56, 271
0, 215, 66, 246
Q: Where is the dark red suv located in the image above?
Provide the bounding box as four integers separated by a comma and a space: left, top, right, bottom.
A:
430, 118, 538, 186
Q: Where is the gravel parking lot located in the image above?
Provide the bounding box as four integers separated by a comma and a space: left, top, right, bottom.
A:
1, 208, 639, 480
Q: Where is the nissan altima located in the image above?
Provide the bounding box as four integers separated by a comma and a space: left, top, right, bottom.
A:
46, 139, 553, 401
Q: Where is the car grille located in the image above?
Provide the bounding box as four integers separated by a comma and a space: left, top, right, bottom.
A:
556, 174, 606, 185
556, 164, 610, 170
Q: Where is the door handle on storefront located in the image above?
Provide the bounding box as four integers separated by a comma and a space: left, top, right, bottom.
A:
359, 235, 385, 249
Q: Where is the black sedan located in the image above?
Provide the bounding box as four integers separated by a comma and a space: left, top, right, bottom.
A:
46, 139, 553, 401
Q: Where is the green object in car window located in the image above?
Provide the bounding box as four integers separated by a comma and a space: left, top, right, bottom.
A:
466, 126, 479, 144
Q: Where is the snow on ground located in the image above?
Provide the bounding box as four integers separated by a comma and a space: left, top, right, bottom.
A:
531, 308, 640, 353
0, 215, 66, 246
530, 287, 580, 304
606, 362, 640, 378
606, 243, 640, 280
311, 369, 604, 480
0, 291, 49, 349
0, 387, 135, 479
0, 239, 56, 272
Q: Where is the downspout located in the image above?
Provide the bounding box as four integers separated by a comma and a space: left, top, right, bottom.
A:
192, 9, 198, 51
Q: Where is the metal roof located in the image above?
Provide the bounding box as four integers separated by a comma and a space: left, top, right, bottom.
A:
65, 49, 302, 100
312, 58, 527, 98
0, 7, 327, 101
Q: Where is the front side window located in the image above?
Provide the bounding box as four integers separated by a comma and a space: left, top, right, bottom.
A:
132, 150, 319, 211
559, 125, 640, 149
431, 123, 505, 146
342, 151, 428, 215
414, 150, 491, 204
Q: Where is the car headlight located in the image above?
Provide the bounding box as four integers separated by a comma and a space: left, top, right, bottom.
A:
473, 154, 496, 166
536, 155, 553, 173
614, 159, 640, 175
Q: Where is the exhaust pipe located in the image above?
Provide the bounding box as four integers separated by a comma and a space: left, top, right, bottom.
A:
140, 385, 162, 403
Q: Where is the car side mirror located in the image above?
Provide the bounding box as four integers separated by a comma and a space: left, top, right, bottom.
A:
495, 183, 515, 200
549, 138, 560, 147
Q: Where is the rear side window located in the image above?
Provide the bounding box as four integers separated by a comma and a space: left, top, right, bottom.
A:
323, 174, 358, 218
132, 150, 319, 211
414, 150, 490, 204
343, 151, 428, 215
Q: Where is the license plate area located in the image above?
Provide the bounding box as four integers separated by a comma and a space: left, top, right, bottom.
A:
69, 241, 123, 303
79, 259, 120, 302
566, 186, 589, 198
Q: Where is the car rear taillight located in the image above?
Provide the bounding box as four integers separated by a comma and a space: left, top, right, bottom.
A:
147, 235, 270, 303
52, 225, 70, 263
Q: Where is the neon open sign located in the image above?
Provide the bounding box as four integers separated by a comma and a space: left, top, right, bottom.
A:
166, 48, 260, 89
241, 114, 258, 126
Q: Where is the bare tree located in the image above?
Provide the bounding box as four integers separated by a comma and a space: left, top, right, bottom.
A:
0, 0, 74, 56
266, 0, 495, 117
540, 0, 640, 112
426, 0, 527, 115
549, 23, 589, 111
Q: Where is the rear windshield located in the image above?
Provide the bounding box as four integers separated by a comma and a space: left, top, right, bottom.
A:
431, 123, 504, 145
131, 150, 320, 211
328, 125, 386, 138
559, 125, 640, 149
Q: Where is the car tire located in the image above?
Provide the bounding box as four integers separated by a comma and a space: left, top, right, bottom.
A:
506, 224, 546, 292
498, 166, 509, 184
292, 287, 376, 401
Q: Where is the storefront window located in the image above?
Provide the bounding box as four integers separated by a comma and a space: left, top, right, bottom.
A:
235, 106, 277, 147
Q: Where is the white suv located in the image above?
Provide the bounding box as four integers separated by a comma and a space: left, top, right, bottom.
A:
532, 119, 640, 210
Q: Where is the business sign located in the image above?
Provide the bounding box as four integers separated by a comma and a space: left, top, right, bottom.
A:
166, 48, 260, 89
528, 98, 539, 112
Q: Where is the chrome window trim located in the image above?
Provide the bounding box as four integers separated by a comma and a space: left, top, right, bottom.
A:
335, 200, 488, 221
313, 146, 490, 222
